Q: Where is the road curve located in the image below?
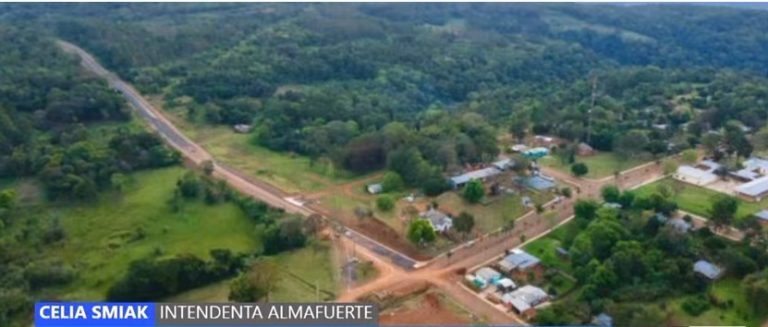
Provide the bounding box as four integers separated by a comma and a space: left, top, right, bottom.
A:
56, 40, 420, 269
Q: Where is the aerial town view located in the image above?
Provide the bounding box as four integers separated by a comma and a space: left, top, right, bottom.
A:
0, 2, 767, 327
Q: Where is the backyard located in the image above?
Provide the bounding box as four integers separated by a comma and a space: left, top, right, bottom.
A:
635, 177, 768, 221
540, 152, 650, 179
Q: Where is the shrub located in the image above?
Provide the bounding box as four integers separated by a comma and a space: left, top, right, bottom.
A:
376, 195, 395, 211
681, 295, 710, 316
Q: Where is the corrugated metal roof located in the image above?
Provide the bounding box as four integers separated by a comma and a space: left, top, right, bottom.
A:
736, 175, 768, 197
449, 167, 501, 186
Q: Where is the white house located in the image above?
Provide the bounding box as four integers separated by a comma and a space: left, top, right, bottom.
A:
421, 208, 453, 232
674, 160, 721, 186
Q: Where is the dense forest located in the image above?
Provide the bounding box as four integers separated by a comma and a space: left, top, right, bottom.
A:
3, 3, 766, 184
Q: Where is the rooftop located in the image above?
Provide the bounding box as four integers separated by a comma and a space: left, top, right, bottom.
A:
755, 209, 768, 221
731, 157, 768, 181
475, 267, 501, 281
676, 165, 718, 181
449, 167, 501, 186
736, 175, 768, 197
694, 260, 724, 280
502, 249, 541, 270
502, 285, 548, 312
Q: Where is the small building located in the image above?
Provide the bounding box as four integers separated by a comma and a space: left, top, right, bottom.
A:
694, 260, 725, 280
475, 267, 502, 285
754, 210, 768, 225
233, 124, 252, 133
492, 158, 514, 171
496, 278, 517, 293
576, 142, 595, 156
421, 208, 453, 233
593, 313, 613, 326
667, 217, 692, 234
449, 167, 501, 189
366, 183, 383, 194
674, 160, 721, 186
523, 147, 549, 159
735, 175, 768, 202
730, 157, 768, 182
502, 285, 549, 319
511, 144, 528, 153
498, 249, 541, 273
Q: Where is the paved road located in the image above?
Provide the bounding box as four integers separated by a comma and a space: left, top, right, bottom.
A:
57, 40, 418, 270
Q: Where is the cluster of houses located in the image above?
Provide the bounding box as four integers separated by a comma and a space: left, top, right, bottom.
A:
465, 249, 549, 319
675, 156, 768, 202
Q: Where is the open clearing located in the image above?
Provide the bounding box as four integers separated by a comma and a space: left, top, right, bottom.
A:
11, 166, 339, 301
635, 177, 768, 220
155, 100, 374, 193
540, 152, 649, 179
666, 278, 765, 327
169, 241, 339, 303
27, 167, 259, 300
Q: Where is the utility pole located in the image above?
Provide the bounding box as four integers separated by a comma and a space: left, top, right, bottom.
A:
587, 75, 598, 145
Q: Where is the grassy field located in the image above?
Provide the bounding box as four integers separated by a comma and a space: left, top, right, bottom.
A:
168, 242, 339, 303
270, 241, 339, 302
635, 178, 768, 220
540, 152, 650, 179
156, 101, 372, 193
665, 278, 765, 327
33, 167, 261, 300
434, 191, 551, 234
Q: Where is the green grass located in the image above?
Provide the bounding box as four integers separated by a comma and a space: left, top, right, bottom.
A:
541, 152, 649, 179
524, 220, 580, 274
36, 167, 260, 300
635, 178, 768, 221
270, 241, 339, 302
167, 242, 340, 303
666, 278, 765, 327
159, 103, 374, 193
434, 191, 551, 234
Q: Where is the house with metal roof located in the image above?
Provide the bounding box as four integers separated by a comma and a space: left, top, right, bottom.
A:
498, 249, 541, 273
674, 160, 721, 186
731, 157, 768, 182
693, 260, 725, 280
502, 285, 549, 318
475, 267, 502, 284
523, 147, 549, 159
492, 158, 514, 171
735, 175, 768, 202
366, 183, 383, 194
496, 278, 517, 293
420, 208, 453, 233
448, 167, 501, 189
